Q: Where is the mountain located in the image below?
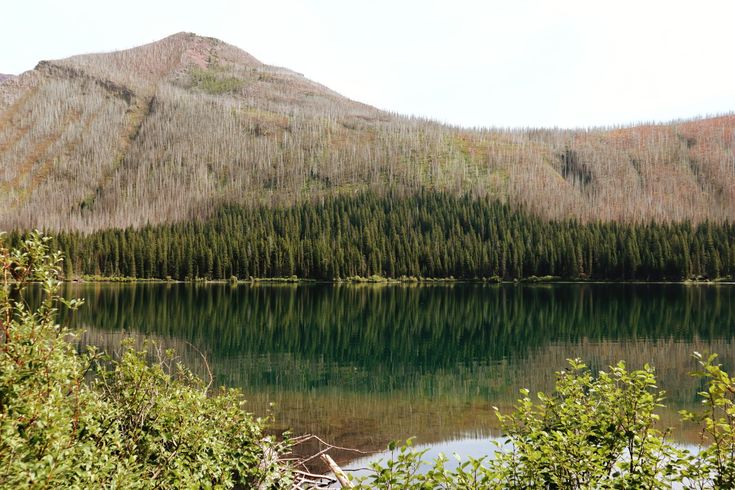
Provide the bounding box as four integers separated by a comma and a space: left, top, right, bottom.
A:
1, 32, 733, 232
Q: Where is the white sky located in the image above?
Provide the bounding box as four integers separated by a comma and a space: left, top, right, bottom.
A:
2, 0, 734, 129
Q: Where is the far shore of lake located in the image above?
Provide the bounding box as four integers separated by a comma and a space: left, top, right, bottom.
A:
63, 275, 735, 286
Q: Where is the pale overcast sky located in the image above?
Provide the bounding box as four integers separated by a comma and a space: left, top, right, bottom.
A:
2, 0, 733, 128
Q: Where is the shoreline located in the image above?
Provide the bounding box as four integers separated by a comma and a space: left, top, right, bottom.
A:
64, 276, 735, 286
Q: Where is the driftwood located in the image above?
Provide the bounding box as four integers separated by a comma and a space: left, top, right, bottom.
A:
320, 454, 353, 488
284, 434, 375, 489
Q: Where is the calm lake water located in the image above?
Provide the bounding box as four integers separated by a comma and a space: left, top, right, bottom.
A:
59, 282, 735, 464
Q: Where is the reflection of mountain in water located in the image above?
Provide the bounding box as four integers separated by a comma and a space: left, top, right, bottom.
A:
52, 283, 735, 453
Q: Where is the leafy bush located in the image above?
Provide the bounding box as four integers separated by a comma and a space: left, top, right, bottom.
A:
358, 357, 735, 489
680, 352, 735, 488
0, 232, 290, 488
491, 359, 677, 488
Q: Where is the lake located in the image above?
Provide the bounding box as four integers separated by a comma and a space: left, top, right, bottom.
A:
60, 282, 735, 465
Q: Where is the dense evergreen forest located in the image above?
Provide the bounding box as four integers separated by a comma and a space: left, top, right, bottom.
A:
7, 192, 735, 281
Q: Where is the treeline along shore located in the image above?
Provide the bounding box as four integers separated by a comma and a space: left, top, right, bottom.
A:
7, 192, 735, 281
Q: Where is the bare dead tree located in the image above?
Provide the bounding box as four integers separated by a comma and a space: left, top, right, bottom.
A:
1, 33, 733, 231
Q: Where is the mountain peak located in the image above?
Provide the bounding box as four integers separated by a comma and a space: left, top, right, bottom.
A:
145, 31, 263, 68
36, 32, 262, 91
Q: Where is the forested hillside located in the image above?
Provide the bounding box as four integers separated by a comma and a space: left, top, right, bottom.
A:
1, 32, 734, 232
6, 192, 733, 281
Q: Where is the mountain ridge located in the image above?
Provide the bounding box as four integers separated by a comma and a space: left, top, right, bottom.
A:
1, 33, 733, 231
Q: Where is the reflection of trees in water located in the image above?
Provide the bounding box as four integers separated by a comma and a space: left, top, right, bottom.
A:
76, 329, 735, 451
58, 283, 735, 449
63, 283, 735, 365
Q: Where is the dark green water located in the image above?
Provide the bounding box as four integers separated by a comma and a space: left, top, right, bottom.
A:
60, 283, 735, 454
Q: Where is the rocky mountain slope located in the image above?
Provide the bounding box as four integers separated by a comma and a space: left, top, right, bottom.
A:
1, 32, 733, 231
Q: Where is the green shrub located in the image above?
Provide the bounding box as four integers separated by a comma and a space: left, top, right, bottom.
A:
0, 232, 290, 488
491, 359, 675, 488
679, 352, 735, 488
358, 357, 735, 489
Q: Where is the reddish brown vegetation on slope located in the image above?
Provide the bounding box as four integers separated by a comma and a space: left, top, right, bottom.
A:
0, 33, 733, 231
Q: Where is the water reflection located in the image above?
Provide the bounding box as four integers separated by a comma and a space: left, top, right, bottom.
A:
346, 436, 509, 479
52, 283, 735, 460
